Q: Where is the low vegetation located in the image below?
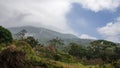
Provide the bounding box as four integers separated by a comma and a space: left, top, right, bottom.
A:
0, 26, 120, 68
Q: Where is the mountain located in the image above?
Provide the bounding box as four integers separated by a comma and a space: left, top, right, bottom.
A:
8, 26, 93, 46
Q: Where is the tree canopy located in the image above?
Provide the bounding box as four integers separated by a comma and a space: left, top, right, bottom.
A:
0, 26, 13, 44
48, 37, 64, 49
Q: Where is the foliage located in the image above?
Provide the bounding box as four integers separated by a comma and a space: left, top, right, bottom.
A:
68, 42, 86, 59
24, 36, 39, 48
48, 37, 64, 49
0, 26, 13, 44
34, 45, 75, 63
1, 26, 120, 68
14, 41, 41, 61
64, 40, 120, 65
90, 40, 118, 62
0, 45, 26, 68
0, 43, 6, 52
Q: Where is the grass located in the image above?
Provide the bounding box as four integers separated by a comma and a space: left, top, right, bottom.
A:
48, 61, 95, 68
61, 63, 95, 68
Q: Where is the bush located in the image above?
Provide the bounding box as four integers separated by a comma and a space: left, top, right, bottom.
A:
14, 41, 40, 61
0, 26, 13, 44
0, 45, 26, 68
54, 54, 62, 61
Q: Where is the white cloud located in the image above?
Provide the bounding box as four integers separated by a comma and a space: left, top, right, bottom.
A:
0, 0, 75, 34
80, 34, 97, 40
98, 17, 120, 42
75, 0, 120, 12
0, 0, 120, 36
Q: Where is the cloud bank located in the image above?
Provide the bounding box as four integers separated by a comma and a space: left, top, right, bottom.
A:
0, 0, 75, 34
98, 17, 120, 42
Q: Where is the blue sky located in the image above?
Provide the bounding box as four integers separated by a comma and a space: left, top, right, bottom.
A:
0, 0, 120, 42
67, 3, 120, 40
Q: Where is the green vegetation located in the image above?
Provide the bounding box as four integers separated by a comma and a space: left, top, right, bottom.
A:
24, 36, 39, 48
0, 26, 13, 44
48, 37, 64, 50
1, 26, 120, 68
0, 45, 26, 68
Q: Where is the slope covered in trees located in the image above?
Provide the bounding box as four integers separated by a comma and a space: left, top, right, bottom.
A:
0, 26, 120, 68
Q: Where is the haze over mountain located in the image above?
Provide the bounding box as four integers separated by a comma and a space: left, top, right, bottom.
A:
1, 0, 120, 42
8, 26, 93, 46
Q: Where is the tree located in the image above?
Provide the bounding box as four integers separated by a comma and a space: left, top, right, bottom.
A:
24, 36, 39, 48
0, 26, 13, 44
90, 40, 117, 49
68, 43, 86, 59
15, 29, 27, 39
48, 37, 64, 49
90, 40, 117, 61
113, 46, 120, 61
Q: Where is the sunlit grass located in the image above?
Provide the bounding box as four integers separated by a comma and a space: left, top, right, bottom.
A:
54, 61, 95, 68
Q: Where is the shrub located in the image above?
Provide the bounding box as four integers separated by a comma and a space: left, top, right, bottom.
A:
54, 54, 62, 61
0, 45, 26, 68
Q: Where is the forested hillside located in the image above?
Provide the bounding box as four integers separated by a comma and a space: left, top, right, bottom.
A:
0, 26, 120, 68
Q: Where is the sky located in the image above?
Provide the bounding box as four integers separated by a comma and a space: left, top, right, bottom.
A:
0, 0, 120, 42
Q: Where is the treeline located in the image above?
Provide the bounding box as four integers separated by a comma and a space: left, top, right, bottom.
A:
66, 41, 120, 65
1, 26, 120, 68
